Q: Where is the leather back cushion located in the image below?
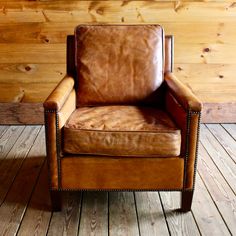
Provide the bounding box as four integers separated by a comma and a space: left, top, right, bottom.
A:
75, 25, 165, 106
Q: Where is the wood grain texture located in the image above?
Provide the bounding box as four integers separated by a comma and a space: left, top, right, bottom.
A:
0, 126, 24, 164
109, 192, 139, 236
0, 127, 45, 236
222, 124, 236, 140
0, 103, 44, 124
159, 192, 200, 236
0, 124, 235, 235
17, 161, 52, 236
0, 64, 65, 84
192, 174, 231, 236
1, 1, 236, 23
79, 192, 108, 236
0, 44, 65, 63
200, 124, 236, 193
0, 84, 56, 102
197, 143, 236, 234
47, 192, 82, 236
1, 22, 236, 44
0, 126, 8, 138
0, 0, 235, 123
175, 64, 236, 83
0, 126, 40, 205
135, 192, 169, 236
201, 103, 236, 123
206, 124, 236, 162
1, 43, 235, 64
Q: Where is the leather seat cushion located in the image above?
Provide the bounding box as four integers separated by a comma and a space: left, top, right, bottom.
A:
63, 106, 181, 157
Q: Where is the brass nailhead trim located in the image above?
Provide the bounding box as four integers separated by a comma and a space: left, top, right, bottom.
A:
183, 110, 201, 191
192, 112, 201, 190
55, 111, 62, 188
45, 109, 62, 189
183, 110, 191, 190
44, 111, 53, 190
45, 109, 57, 113
52, 188, 185, 192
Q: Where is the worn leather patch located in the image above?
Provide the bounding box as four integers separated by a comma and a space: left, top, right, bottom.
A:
63, 106, 181, 157
75, 25, 164, 106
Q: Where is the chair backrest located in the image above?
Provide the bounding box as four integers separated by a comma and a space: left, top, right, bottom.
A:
67, 25, 174, 107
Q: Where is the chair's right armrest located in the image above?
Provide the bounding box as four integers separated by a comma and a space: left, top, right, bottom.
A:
164, 72, 202, 112
164, 73, 202, 191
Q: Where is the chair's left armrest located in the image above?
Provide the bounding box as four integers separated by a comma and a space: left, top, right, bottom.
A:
164, 72, 202, 112
44, 75, 75, 111
44, 75, 76, 190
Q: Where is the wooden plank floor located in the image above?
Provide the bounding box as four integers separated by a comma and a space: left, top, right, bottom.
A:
0, 124, 235, 236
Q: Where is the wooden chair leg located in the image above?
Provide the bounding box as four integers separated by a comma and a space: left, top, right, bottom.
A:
50, 190, 62, 211
180, 190, 193, 212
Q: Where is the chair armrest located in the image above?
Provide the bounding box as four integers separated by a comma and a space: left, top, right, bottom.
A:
164, 72, 202, 112
164, 73, 202, 190
44, 75, 75, 111
44, 75, 76, 190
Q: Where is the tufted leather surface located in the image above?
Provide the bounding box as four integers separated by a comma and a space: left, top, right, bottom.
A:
75, 25, 164, 106
63, 106, 181, 157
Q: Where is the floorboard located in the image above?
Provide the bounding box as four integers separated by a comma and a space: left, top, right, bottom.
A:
0, 124, 234, 236
159, 192, 200, 236
200, 124, 236, 193
17, 162, 51, 236
0, 126, 8, 138
135, 192, 169, 236
0, 126, 40, 205
0, 126, 25, 165
47, 192, 82, 236
207, 124, 236, 163
197, 144, 236, 234
222, 124, 236, 141
192, 174, 230, 236
0, 126, 44, 235
79, 192, 108, 236
109, 192, 140, 236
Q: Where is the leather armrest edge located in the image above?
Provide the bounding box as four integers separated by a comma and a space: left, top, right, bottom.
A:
43, 75, 75, 111
164, 72, 203, 112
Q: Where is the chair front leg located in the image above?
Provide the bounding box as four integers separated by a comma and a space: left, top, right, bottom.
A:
50, 190, 62, 211
181, 190, 194, 212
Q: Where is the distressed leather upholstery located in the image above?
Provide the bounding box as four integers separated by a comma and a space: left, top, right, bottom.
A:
75, 25, 164, 106
165, 72, 202, 112
44, 25, 202, 212
63, 106, 181, 157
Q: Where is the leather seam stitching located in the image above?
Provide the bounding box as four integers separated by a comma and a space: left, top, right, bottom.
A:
63, 128, 180, 134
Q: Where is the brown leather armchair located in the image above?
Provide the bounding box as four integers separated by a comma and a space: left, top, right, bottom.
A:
44, 25, 202, 212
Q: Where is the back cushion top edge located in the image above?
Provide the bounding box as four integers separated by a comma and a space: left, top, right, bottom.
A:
75, 25, 165, 106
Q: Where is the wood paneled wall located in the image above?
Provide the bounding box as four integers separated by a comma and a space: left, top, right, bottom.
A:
0, 0, 236, 123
